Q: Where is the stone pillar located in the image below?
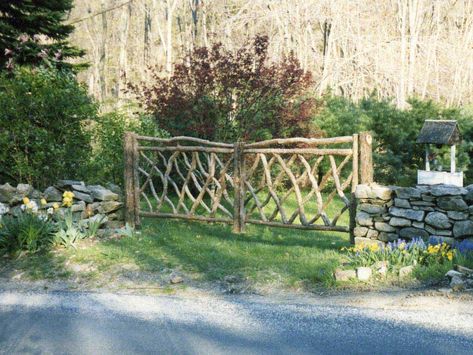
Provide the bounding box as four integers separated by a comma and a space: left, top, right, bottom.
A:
354, 183, 473, 245
354, 184, 394, 246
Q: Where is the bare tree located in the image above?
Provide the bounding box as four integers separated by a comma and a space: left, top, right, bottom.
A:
68, 0, 473, 108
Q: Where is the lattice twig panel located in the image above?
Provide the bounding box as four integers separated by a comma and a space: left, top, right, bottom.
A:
134, 136, 236, 224
124, 133, 361, 235
243, 150, 354, 232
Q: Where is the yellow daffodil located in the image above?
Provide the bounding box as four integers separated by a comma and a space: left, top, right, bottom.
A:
22, 197, 30, 205
52, 202, 59, 209
62, 197, 73, 207
398, 242, 406, 250
447, 251, 454, 261
63, 191, 75, 199
353, 244, 365, 252
369, 244, 379, 252
62, 191, 75, 207
40, 198, 47, 206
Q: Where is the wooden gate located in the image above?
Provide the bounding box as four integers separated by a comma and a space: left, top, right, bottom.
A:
124, 133, 373, 241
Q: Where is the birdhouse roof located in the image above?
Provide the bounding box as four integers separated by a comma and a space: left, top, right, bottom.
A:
416, 120, 461, 145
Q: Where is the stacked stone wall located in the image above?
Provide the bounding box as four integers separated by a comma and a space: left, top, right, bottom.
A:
0, 180, 124, 230
354, 184, 473, 245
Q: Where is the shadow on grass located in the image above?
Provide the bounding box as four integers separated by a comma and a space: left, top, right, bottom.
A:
0, 217, 351, 290
0, 249, 71, 280
100, 218, 351, 289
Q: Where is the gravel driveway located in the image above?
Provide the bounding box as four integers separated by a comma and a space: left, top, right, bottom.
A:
0, 290, 472, 354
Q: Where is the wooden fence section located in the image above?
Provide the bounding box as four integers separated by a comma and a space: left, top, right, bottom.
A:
124, 132, 373, 241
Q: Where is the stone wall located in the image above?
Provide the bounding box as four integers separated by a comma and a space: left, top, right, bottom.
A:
0, 180, 124, 230
354, 183, 473, 245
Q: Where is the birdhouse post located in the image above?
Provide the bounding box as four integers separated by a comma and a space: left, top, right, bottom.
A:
416, 120, 462, 186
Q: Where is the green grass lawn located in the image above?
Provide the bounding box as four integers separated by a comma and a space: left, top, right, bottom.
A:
1, 217, 467, 292
0, 218, 351, 292
144, 188, 351, 229
0, 190, 356, 293
2, 193, 465, 293
134, 218, 349, 287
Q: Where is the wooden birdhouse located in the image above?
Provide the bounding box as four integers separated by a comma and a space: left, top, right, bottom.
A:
416, 120, 462, 186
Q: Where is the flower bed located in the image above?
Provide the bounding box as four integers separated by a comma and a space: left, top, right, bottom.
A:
0, 188, 125, 255
336, 237, 473, 284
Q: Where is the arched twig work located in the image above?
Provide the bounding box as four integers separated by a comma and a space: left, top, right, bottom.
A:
124, 132, 367, 238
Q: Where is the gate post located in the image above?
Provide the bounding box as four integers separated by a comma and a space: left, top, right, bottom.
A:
232, 142, 246, 233
124, 131, 135, 227
350, 134, 359, 243
359, 131, 373, 184
132, 133, 141, 229
124, 131, 140, 228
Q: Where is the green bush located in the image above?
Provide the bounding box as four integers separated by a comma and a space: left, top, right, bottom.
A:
52, 209, 85, 249
88, 112, 162, 186
313, 94, 473, 186
0, 213, 56, 254
457, 108, 473, 184
0, 67, 98, 188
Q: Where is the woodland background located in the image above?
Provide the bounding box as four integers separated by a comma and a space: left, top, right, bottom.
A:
67, 0, 473, 109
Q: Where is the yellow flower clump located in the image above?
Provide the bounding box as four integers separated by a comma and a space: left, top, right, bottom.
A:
62, 191, 75, 207
369, 243, 380, 252
343, 242, 380, 253
427, 242, 449, 255
22, 197, 30, 205
426, 242, 454, 261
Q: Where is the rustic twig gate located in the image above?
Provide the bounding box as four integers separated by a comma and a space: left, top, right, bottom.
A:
124, 132, 373, 242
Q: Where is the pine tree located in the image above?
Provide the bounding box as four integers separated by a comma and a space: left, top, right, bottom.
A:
0, 0, 84, 71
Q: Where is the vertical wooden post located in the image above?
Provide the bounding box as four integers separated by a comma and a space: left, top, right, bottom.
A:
232, 142, 245, 233
239, 143, 246, 233
359, 131, 373, 184
450, 145, 456, 173
425, 145, 430, 171
124, 131, 136, 227
132, 133, 141, 229
350, 134, 359, 244
351, 134, 359, 192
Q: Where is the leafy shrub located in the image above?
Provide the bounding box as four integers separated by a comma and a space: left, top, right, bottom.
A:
84, 215, 105, 238
314, 94, 472, 185
0, 67, 97, 188
88, 112, 161, 186
52, 209, 85, 249
129, 35, 320, 142
0, 191, 107, 254
457, 111, 473, 184
0, 213, 56, 254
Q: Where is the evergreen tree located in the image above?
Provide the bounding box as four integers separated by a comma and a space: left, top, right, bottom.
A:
0, 0, 84, 71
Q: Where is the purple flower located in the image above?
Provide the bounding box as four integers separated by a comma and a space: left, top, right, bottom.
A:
454, 240, 473, 255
